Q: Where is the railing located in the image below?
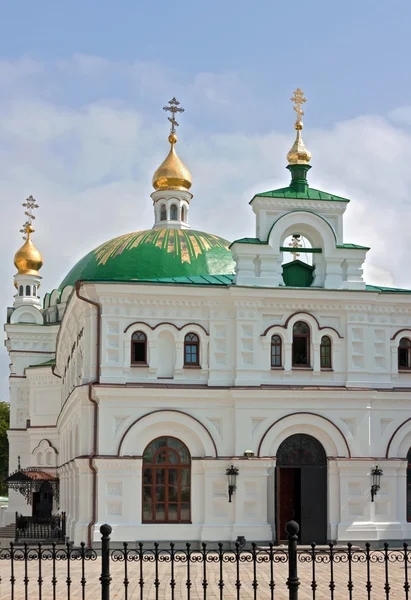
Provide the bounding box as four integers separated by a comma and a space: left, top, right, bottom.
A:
15, 511, 66, 541
0, 520, 410, 599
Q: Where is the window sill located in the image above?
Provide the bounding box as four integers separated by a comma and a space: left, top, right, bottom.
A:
292, 366, 313, 371
131, 363, 149, 368
399, 369, 411, 372
183, 365, 201, 369
320, 368, 334, 371
271, 367, 284, 370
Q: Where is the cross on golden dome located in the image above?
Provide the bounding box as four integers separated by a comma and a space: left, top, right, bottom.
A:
152, 97, 192, 192
287, 87, 312, 165
163, 97, 185, 137
19, 195, 39, 240
290, 88, 307, 126
14, 194, 43, 276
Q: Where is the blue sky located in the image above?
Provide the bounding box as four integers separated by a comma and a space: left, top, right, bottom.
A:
1, 1, 411, 399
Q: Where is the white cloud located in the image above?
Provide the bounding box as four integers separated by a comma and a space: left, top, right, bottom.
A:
0, 56, 410, 398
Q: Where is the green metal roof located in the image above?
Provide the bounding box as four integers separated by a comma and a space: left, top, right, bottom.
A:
251, 186, 350, 203
28, 358, 56, 368
59, 229, 236, 289
337, 243, 370, 250
84, 276, 411, 294
365, 284, 411, 294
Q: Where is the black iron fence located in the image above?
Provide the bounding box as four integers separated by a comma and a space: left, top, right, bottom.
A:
0, 520, 410, 599
15, 511, 66, 541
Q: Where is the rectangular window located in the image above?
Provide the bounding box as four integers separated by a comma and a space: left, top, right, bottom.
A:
320, 346, 331, 368
293, 338, 308, 365
271, 345, 281, 367
185, 345, 198, 365
399, 348, 409, 369
133, 342, 146, 363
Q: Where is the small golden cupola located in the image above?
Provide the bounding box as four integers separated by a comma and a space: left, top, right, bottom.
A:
14, 223, 43, 276
151, 98, 193, 230
13, 196, 43, 309
287, 87, 312, 166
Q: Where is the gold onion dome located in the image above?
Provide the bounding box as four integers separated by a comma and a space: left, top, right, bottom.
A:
14, 224, 43, 275
152, 133, 192, 191
286, 120, 312, 165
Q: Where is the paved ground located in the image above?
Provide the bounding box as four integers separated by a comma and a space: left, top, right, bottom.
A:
0, 545, 410, 599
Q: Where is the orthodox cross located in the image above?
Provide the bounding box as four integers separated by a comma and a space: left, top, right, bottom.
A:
20, 195, 39, 239
288, 234, 303, 261
163, 97, 185, 135
290, 88, 307, 124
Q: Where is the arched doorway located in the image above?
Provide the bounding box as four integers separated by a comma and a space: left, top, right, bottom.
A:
142, 436, 191, 523
276, 433, 327, 544
32, 481, 53, 519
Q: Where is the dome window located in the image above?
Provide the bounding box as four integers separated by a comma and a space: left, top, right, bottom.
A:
182, 206, 186, 222
33, 285, 37, 296
160, 205, 167, 221
18, 285, 23, 296
25, 285, 31, 296
170, 204, 178, 220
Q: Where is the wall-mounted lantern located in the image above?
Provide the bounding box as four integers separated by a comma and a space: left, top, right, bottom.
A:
371, 465, 383, 502
226, 465, 239, 502
244, 449, 254, 458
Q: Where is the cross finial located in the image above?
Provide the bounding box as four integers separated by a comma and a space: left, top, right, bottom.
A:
163, 97, 185, 136
19, 195, 39, 240
17, 455, 21, 471
290, 88, 307, 125
288, 234, 303, 261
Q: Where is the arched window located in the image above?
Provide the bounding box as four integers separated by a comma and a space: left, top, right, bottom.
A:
320, 336, 332, 369
181, 206, 186, 222
160, 204, 167, 221
143, 437, 191, 523
398, 338, 411, 370
292, 321, 310, 366
184, 333, 200, 366
271, 335, 282, 367
33, 285, 37, 296
25, 285, 31, 296
170, 204, 178, 220
19, 285, 23, 296
131, 331, 147, 364
408, 449, 411, 522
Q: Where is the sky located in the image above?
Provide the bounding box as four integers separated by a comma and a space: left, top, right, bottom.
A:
1, 0, 411, 399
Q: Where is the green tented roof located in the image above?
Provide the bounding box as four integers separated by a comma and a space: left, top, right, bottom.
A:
365, 285, 411, 294
251, 186, 350, 203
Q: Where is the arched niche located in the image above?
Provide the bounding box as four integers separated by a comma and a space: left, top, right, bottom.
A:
118, 409, 218, 458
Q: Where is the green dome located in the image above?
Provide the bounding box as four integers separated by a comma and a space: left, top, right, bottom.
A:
60, 228, 235, 288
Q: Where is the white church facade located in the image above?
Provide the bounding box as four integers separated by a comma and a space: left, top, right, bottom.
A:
4, 92, 411, 546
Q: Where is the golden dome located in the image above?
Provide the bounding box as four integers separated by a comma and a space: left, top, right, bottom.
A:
14, 224, 43, 275
287, 120, 312, 165
152, 134, 192, 192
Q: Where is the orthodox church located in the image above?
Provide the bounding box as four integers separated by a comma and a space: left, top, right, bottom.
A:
4, 91, 411, 546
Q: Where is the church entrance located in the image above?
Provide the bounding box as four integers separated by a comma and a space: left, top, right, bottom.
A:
276, 433, 327, 544
32, 481, 53, 519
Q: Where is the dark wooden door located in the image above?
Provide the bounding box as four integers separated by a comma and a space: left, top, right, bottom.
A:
300, 466, 327, 544
277, 467, 301, 542
276, 434, 327, 544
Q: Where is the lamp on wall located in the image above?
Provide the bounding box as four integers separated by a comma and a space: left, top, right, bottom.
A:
244, 449, 254, 458
371, 465, 383, 501
226, 465, 239, 503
